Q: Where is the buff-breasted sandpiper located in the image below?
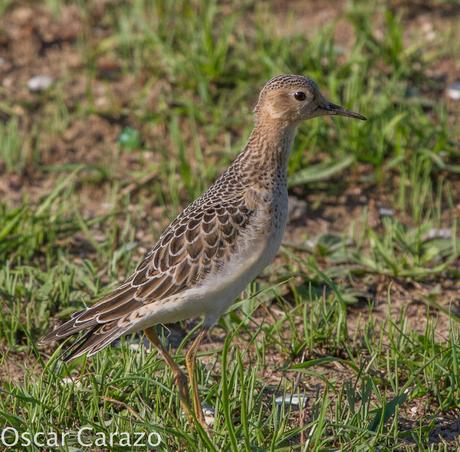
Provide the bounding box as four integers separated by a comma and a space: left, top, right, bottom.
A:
41, 74, 366, 428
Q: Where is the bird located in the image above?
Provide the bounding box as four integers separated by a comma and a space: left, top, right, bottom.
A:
41, 74, 366, 428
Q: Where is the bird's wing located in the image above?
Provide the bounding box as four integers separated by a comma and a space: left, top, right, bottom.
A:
41, 192, 256, 344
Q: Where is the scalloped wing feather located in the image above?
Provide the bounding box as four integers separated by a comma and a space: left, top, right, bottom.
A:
40, 194, 256, 357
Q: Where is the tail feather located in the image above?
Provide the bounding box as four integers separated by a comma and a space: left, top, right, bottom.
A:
59, 322, 126, 362
40, 315, 98, 343
40, 278, 149, 362
40, 287, 142, 345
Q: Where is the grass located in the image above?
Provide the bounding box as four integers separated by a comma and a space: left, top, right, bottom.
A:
1, 0, 460, 449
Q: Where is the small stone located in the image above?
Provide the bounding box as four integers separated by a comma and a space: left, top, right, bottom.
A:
446, 82, 460, 101
100, 202, 113, 210
129, 343, 141, 351
425, 228, 451, 240
305, 239, 316, 249
61, 377, 82, 388
94, 96, 109, 109
275, 394, 308, 409
203, 405, 215, 426
421, 22, 436, 41
378, 207, 395, 217
27, 75, 54, 92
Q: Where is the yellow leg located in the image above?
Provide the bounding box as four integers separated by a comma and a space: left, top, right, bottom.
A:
144, 327, 193, 422
185, 328, 207, 428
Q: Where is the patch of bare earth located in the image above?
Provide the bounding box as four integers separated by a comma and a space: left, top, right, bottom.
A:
0, 347, 40, 385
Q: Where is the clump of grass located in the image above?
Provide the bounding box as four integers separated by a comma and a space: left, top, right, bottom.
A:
0, 118, 24, 173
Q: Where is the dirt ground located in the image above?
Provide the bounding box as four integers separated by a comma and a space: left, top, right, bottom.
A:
1, 0, 460, 446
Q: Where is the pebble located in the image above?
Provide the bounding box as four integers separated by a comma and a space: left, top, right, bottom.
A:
425, 228, 451, 240
203, 405, 215, 426
378, 207, 395, 217
61, 377, 82, 388
275, 394, 308, 409
27, 75, 54, 92
446, 82, 460, 101
129, 343, 142, 351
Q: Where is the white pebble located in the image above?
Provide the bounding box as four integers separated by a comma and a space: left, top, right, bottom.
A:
27, 75, 54, 92
378, 207, 395, 217
426, 228, 451, 240
61, 377, 82, 388
203, 405, 215, 426
447, 82, 460, 101
275, 394, 308, 408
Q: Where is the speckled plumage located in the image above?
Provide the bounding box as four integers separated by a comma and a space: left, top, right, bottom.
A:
41, 75, 365, 361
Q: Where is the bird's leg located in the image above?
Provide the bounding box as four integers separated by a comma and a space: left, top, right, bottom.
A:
185, 328, 207, 428
144, 327, 193, 422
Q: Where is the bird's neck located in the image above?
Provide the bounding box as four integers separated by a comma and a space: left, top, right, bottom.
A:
236, 120, 298, 182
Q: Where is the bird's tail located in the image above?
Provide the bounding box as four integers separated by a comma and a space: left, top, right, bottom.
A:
39, 283, 143, 361
40, 318, 129, 362
59, 322, 127, 361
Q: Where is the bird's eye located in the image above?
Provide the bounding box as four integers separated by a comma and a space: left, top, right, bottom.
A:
294, 91, 306, 101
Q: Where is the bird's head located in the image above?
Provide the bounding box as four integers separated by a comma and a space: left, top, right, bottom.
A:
254, 74, 366, 124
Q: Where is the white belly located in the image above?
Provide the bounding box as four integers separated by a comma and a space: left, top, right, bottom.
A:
202, 220, 285, 322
